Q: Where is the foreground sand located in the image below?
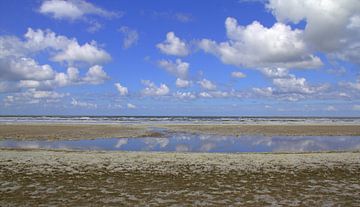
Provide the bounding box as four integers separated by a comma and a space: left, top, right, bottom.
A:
1, 149, 360, 206
1, 123, 360, 140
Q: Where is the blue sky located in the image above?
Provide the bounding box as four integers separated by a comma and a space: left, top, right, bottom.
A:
0, 0, 360, 116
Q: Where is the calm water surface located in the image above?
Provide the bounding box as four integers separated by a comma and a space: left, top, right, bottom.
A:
1, 132, 360, 153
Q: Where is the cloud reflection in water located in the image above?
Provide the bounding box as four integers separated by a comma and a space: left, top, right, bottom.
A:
1, 134, 360, 153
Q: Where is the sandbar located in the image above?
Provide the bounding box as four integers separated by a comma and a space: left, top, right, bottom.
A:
1, 123, 360, 141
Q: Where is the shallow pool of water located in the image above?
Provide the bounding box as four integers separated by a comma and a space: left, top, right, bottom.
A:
1, 133, 360, 153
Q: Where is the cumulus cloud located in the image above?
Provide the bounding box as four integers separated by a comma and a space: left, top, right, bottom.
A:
173, 91, 196, 99
341, 78, 360, 91
4, 89, 68, 106
127, 103, 136, 109
198, 78, 217, 90
267, 0, 360, 64
0, 57, 55, 81
118, 26, 139, 49
82, 65, 109, 84
254, 67, 329, 101
0, 29, 110, 94
158, 59, 189, 79
114, 82, 128, 96
157, 32, 189, 56
24, 28, 111, 65
39, 0, 119, 20
259, 67, 288, 78
51, 41, 111, 65
199, 17, 322, 69
141, 80, 170, 96
71, 98, 97, 108
175, 78, 191, 88
231, 71, 246, 78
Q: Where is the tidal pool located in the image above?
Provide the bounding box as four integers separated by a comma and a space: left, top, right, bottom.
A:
1, 133, 360, 153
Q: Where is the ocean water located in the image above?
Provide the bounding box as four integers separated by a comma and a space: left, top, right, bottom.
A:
1, 116, 360, 125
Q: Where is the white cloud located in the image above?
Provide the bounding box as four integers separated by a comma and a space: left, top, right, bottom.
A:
127, 103, 136, 109
199, 92, 212, 98
86, 20, 102, 33
118, 26, 139, 49
267, 0, 360, 64
71, 98, 97, 108
24, 28, 72, 51
260, 67, 288, 78
141, 80, 170, 96
175, 78, 191, 88
82, 65, 109, 84
158, 59, 189, 79
0, 57, 55, 81
325, 105, 337, 111
51, 66, 108, 88
198, 91, 230, 98
231, 71, 246, 78
198, 78, 217, 90
114, 83, 128, 96
340, 78, 360, 90
157, 32, 189, 56
173, 91, 196, 99
273, 75, 323, 94
199, 17, 322, 69
39, 0, 119, 20
253, 68, 329, 101
24, 28, 111, 65
253, 87, 274, 97
4, 89, 68, 106
51, 41, 111, 65
0, 30, 110, 94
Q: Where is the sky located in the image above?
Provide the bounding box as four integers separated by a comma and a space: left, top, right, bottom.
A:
0, 0, 360, 116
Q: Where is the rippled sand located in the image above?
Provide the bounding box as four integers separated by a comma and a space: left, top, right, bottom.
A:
1, 149, 360, 206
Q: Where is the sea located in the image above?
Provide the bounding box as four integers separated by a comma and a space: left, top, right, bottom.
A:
0, 115, 360, 125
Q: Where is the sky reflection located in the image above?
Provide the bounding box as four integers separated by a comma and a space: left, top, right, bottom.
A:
1, 133, 360, 153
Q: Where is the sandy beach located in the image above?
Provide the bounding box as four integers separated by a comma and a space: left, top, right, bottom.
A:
1, 123, 360, 205
1, 149, 360, 206
0, 124, 160, 140
161, 124, 360, 136
1, 123, 360, 140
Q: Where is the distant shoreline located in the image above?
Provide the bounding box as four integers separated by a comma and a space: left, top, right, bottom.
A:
1, 123, 360, 140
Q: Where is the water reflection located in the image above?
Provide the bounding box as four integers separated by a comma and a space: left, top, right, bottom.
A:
1, 133, 360, 153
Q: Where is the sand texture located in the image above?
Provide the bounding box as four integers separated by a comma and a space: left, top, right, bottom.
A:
1, 149, 360, 206
0, 124, 162, 140
161, 124, 360, 136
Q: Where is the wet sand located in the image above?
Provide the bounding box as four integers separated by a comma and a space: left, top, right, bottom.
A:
1, 149, 360, 206
161, 124, 360, 136
1, 123, 360, 140
0, 124, 160, 140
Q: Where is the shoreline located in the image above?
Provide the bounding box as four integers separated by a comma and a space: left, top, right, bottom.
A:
1, 123, 360, 140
